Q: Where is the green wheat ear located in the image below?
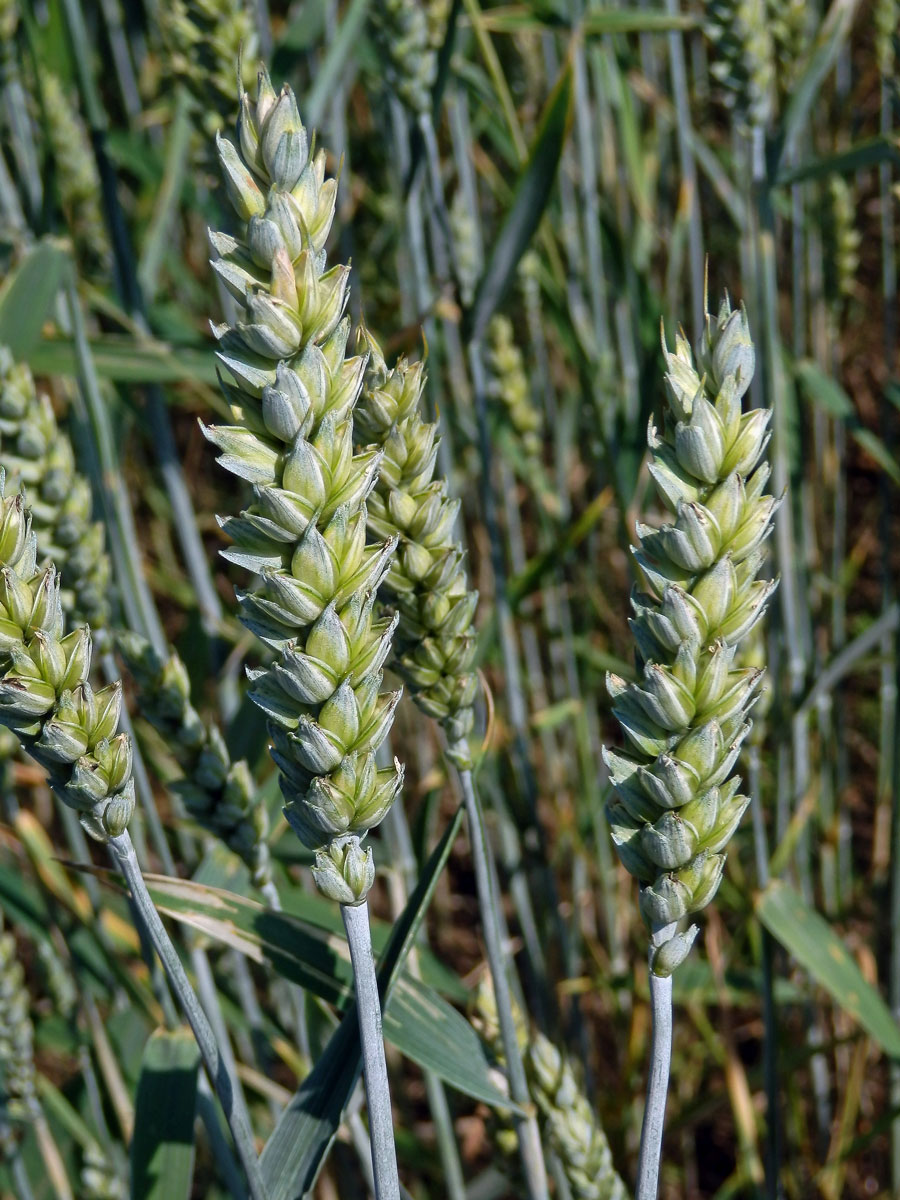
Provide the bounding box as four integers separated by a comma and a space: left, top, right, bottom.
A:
475, 979, 629, 1200
605, 292, 778, 976
705, 0, 774, 128
0, 479, 135, 843
356, 330, 480, 765
0, 349, 111, 637
486, 314, 543, 464
36, 75, 111, 275
0, 913, 36, 1152
158, 0, 258, 137
369, 0, 451, 114
204, 66, 405, 905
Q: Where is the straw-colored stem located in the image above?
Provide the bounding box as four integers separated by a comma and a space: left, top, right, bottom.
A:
341, 900, 401, 1200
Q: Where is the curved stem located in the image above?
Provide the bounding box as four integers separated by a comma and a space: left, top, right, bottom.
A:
108, 832, 268, 1200
456, 764, 549, 1200
341, 900, 401, 1200
635, 964, 674, 1200
10, 1151, 35, 1200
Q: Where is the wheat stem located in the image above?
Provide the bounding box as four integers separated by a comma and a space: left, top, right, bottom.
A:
109, 831, 267, 1200
457, 762, 550, 1200
139, 85, 192, 300
10, 1151, 35, 1200
635, 932, 674, 1200
341, 901, 401, 1200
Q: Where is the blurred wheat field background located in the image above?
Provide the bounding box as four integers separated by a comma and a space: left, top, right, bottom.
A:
0, 0, 898, 1197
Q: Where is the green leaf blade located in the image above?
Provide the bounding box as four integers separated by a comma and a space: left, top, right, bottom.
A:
130, 1027, 201, 1200
0, 241, 70, 356
465, 58, 573, 343
756, 881, 900, 1058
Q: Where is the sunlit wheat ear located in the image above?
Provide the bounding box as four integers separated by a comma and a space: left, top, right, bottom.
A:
158, 0, 258, 137
356, 331, 480, 766
117, 632, 271, 888
0, 483, 135, 843
705, 0, 775, 129
203, 67, 405, 905
475, 980, 628, 1200
0, 349, 111, 637
35, 75, 110, 274
369, 0, 450, 115
605, 293, 778, 977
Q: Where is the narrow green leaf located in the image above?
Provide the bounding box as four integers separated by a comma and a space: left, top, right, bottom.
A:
130, 1027, 201, 1200
756, 881, 900, 1058
301, 0, 371, 128
776, 134, 900, 187
508, 485, 612, 606
35, 1075, 104, 1153
795, 358, 900, 485
465, 58, 573, 343
259, 806, 467, 1199
794, 359, 853, 418
148, 871, 504, 1112
144, 875, 458, 1003
27, 335, 218, 385
0, 241, 69, 356
582, 8, 698, 33
773, 0, 859, 171
260, 1008, 358, 1200
383, 976, 508, 1109
850, 427, 900, 487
